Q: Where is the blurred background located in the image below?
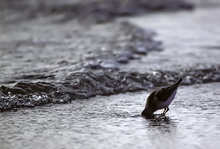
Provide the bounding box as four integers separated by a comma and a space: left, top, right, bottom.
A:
1, 0, 220, 149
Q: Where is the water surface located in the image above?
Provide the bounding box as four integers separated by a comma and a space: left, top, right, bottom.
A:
1, 83, 220, 149
1, 0, 220, 149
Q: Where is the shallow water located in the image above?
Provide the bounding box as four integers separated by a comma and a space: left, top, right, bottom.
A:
1, 83, 220, 149
1, 0, 220, 149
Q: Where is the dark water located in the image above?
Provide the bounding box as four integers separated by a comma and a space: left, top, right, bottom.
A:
0, 0, 220, 148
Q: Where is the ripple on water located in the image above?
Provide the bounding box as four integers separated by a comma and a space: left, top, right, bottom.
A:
1, 83, 220, 148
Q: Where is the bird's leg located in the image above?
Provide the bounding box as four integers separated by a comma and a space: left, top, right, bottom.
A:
162, 107, 169, 115
162, 108, 167, 115
164, 107, 169, 115
162, 108, 166, 114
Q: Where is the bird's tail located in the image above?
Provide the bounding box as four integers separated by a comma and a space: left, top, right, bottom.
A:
174, 78, 183, 87
166, 78, 183, 93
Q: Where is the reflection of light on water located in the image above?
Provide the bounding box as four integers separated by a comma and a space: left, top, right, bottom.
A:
145, 115, 177, 134
1, 84, 220, 148
139, 115, 178, 149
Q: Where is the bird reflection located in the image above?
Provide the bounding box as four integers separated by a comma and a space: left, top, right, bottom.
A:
144, 114, 177, 134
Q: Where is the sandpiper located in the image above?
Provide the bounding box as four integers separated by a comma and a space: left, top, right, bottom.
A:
141, 78, 182, 117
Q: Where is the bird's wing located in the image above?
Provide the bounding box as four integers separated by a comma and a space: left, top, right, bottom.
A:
155, 85, 178, 102
156, 78, 182, 102
146, 90, 157, 107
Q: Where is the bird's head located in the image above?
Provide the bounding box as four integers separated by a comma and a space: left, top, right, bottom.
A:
141, 107, 157, 117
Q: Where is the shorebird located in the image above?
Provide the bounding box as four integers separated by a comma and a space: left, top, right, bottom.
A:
141, 78, 182, 117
